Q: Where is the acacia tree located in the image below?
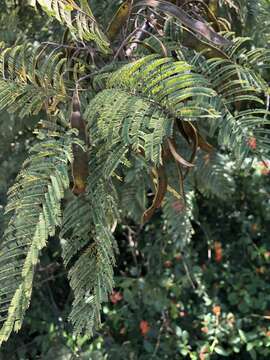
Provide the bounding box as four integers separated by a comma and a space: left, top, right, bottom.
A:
0, 0, 269, 350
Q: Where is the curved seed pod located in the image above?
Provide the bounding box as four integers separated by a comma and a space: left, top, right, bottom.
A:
178, 120, 213, 153
182, 122, 213, 153
107, 0, 133, 41
186, 0, 220, 31
208, 0, 218, 16
70, 87, 89, 195
134, 0, 232, 47
175, 159, 186, 205
181, 28, 229, 59
197, 133, 214, 153
142, 165, 168, 224
181, 122, 199, 178
183, 122, 198, 163
176, 121, 191, 145
167, 138, 194, 168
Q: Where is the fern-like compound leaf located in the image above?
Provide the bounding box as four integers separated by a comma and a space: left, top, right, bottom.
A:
60, 183, 118, 335
33, 0, 111, 54
0, 44, 70, 117
0, 127, 75, 344
107, 55, 220, 120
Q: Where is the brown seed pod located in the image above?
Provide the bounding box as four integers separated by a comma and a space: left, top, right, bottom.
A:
70, 87, 89, 195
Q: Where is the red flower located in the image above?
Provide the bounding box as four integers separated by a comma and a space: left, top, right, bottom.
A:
179, 310, 187, 318
199, 353, 206, 360
212, 305, 221, 317
199, 347, 209, 360
214, 241, 223, 263
110, 291, 123, 304
201, 326, 209, 334
174, 254, 182, 261
140, 320, 150, 336
247, 137, 257, 150
257, 160, 270, 175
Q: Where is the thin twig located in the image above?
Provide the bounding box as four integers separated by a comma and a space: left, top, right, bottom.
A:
126, 20, 152, 57
151, 311, 167, 358
114, 27, 140, 60
181, 252, 197, 290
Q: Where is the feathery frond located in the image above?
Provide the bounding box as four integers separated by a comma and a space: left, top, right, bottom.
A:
107, 55, 219, 120
86, 87, 173, 169
32, 0, 111, 53
119, 155, 149, 223
60, 182, 118, 335
192, 152, 236, 199
0, 44, 71, 117
0, 125, 75, 344
163, 190, 194, 250
192, 38, 270, 160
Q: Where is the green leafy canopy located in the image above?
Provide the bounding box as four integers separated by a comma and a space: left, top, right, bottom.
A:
0, 0, 269, 346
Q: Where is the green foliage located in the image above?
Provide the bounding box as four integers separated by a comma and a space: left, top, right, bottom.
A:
2, 167, 269, 359
107, 55, 218, 120
0, 125, 76, 344
0, 44, 70, 117
193, 41, 270, 160
0, 0, 269, 355
31, 0, 111, 54
60, 183, 118, 335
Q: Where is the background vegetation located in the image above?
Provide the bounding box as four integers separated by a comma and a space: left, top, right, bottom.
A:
0, 0, 270, 359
